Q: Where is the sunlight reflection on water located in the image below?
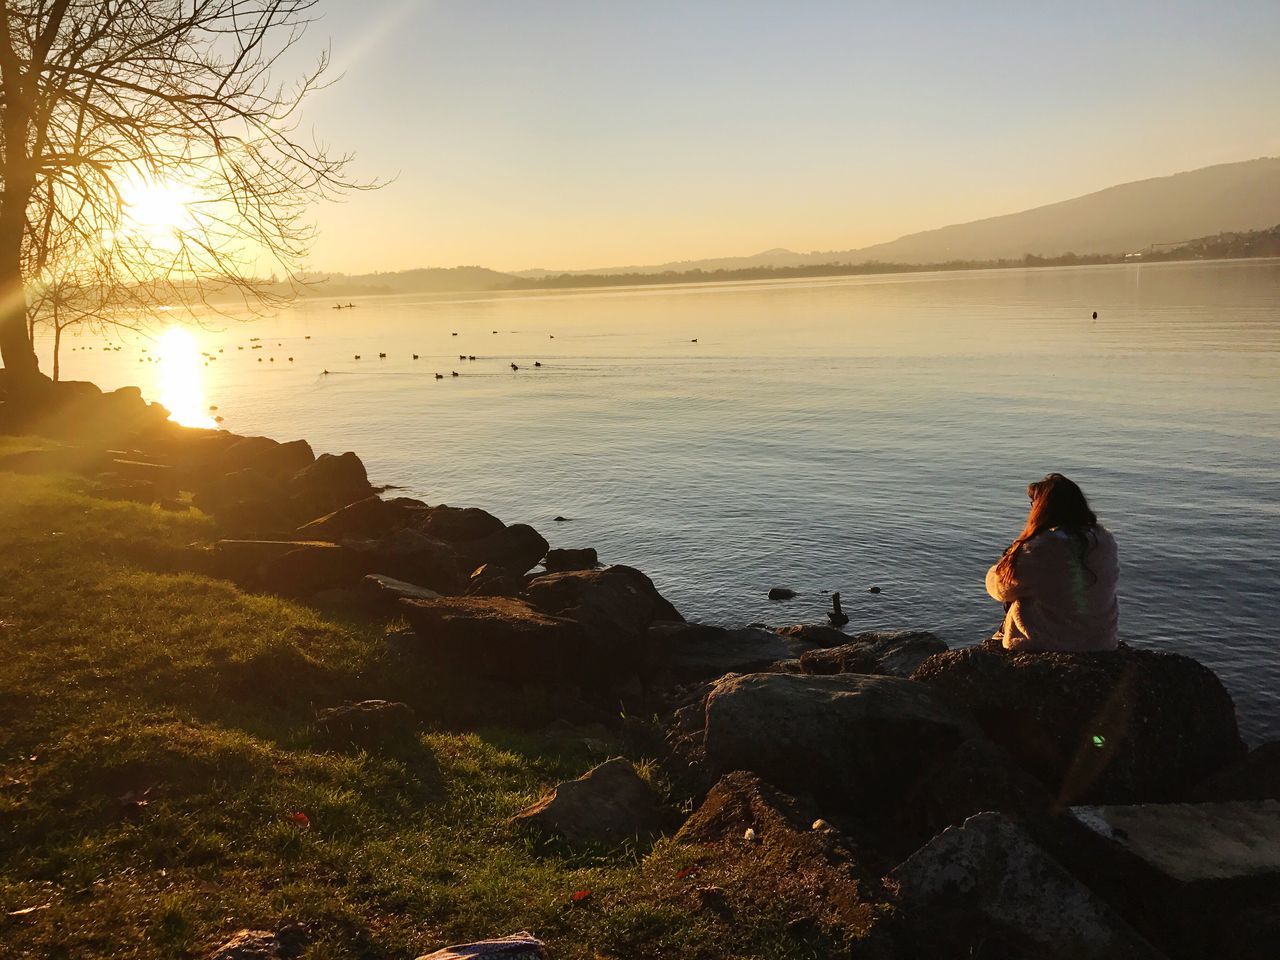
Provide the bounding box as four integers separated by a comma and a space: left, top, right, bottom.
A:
155, 327, 216, 428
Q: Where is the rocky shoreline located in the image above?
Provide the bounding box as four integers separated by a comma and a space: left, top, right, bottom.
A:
3, 377, 1278, 960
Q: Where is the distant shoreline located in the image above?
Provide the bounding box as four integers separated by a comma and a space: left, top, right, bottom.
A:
299, 225, 1280, 300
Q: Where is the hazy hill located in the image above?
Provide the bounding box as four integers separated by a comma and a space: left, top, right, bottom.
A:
296, 265, 515, 296
517, 157, 1280, 275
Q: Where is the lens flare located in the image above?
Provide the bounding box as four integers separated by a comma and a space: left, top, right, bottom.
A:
155, 327, 216, 428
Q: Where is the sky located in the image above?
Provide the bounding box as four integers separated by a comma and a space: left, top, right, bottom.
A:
295, 0, 1280, 273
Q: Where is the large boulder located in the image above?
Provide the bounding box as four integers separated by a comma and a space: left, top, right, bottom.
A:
400, 596, 586, 683
890, 812, 1164, 959
1192, 741, 1280, 802
1041, 801, 1280, 960
510, 757, 665, 845
456, 522, 548, 575
524, 565, 682, 682
912, 645, 1246, 805
297, 495, 416, 541
258, 542, 364, 595
343, 529, 464, 594
287, 452, 374, 516
411, 504, 506, 543
800, 630, 947, 679
652, 622, 820, 684
359, 574, 443, 608
220, 435, 315, 479
701, 672, 978, 815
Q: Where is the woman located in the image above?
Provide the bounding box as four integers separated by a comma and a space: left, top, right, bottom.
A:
985, 473, 1119, 652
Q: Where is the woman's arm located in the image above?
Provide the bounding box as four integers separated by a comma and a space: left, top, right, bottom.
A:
986, 534, 1065, 603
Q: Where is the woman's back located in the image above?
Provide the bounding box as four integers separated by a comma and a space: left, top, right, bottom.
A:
986, 524, 1120, 652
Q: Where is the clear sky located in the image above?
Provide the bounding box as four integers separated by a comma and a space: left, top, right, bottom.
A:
297, 0, 1280, 273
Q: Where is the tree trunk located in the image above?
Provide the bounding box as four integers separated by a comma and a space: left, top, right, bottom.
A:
52, 319, 61, 382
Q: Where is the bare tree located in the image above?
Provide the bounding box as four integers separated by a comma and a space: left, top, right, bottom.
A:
0, 0, 368, 407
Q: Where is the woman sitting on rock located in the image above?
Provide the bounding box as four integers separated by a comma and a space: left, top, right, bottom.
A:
986, 473, 1118, 652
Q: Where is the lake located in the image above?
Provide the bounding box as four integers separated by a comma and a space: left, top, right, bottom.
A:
45, 259, 1280, 741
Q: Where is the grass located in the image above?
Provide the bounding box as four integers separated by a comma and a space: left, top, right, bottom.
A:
0, 438, 877, 959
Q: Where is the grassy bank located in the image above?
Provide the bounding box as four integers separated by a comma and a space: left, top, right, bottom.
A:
0, 439, 852, 959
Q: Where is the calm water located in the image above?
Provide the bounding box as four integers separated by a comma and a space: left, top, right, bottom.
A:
45, 260, 1280, 741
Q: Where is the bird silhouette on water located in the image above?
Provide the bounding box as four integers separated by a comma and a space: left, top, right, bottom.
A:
452, 371, 459, 377
354, 354, 361, 360
413, 354, 419, 360
511, 362, 519, 371
534, 361, 542, 367
434, 373, 444, 380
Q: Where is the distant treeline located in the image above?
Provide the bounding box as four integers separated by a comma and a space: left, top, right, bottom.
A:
506, 224, 1280, 291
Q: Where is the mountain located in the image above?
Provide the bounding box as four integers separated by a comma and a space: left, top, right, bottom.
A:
295, 265, 515, 297
516, 157, 1280, 275
843, 157, 1280, 264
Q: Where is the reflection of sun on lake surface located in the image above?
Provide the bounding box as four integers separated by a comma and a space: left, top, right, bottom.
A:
155, 327, 216, 428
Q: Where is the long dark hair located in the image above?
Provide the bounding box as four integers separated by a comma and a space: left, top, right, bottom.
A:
996, 473, 1099, 583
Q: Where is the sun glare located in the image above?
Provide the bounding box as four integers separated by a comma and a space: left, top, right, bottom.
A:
121, 178, 195, 244
155, 327, 216, 429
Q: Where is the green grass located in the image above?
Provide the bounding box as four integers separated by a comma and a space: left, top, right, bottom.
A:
0, 440, 876, 959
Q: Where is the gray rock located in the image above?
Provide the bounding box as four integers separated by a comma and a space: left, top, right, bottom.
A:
344, 528, 463, 594
800, 630, 947, 679
288, 451, 373, 516
702, 672, 978, 814
776, 623, 850, 647
360, 574, 443, 606
414, 932, 546, 960
655, 623, 819, 683
207, 930, 280, 960
510, 757, 664, 845
1192, 740, 1280, 802
768, 587, 796, 601
297, 496, 410, 540
891, 812, 1164, 959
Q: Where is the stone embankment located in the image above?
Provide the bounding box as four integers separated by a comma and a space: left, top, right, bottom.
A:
4, 377, 1278, 960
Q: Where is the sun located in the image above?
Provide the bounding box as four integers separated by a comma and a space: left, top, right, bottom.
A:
120, 177, 196, 244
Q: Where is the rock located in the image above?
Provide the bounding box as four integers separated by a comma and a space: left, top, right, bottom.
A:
288, 451, 373, 516
891, 812, 1163, 959
543, 547, 598, 572
221, 435, 315, 479
192, 467, 290, 531
510, 757, 664, 845
1192, 741, 1280, 802
400, 596, 586, 684
297, 496, 411, 540
106, 458, 179, 494
524, 565, 682, 682
207, 930, 280, 960
316, 699, 416, 747
675, 771, 890, 944
912, 645, 1246, 804
702, 672, 978, 816
768, 587, 796, 601
652, 622, 821, 684
1219, 902, 1280, 960
360, 574, 443, 607
464, 563, 526, 597
258, 541, 364, 595
776, 624, 850, 647
214, 539, 334, 579
343, 529, 463, 594
414, 932, 546, 960
206, 925, 306, 960
895, 737, 1053, 854
800, 630, 948, 679
457, 522, 548, 575
1043, 801, 1280, 960
412, 504, 506, 544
